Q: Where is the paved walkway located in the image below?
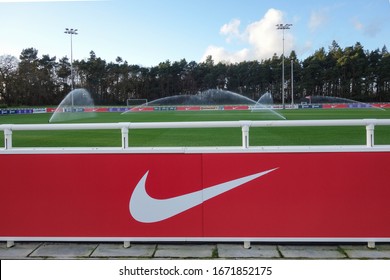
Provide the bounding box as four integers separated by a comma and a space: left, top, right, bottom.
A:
2, 242, 390, 259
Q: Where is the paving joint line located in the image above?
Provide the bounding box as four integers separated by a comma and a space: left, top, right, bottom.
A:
276, 245, 284, 258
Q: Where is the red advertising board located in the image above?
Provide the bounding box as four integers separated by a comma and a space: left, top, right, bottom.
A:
224, 105, 249, 110
177, 106, 201, 111
373, 103, 390, 109
1, 151, 390, 240
322, 104, 348, 109
129, 107, 154, 112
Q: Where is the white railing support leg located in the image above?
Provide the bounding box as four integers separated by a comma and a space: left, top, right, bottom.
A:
7, 241, 15, 248
4, 128, 12, 149
124, 241, 131, 248
243, 241, 251, 249
366, 124, 375, 147
121, 127, 129, 149
242, 125, 249, 149
367, 241, 376, 249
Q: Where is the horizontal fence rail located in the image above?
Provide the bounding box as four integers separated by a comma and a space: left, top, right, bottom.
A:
2, 119, 390, 150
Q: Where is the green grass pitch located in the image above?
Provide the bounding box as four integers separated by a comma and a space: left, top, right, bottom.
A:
1, 109, 390, 148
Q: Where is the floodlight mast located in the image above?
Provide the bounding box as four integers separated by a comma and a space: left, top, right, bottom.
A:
64, 28, 78, 90
276, 23, 292, 109
64, 28, 78, 111
291, 59, 294, 106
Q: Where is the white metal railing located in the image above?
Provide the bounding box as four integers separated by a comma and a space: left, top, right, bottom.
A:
1, 119, 390, 150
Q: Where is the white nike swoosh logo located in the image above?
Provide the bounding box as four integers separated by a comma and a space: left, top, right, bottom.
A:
129, 168, 278, 223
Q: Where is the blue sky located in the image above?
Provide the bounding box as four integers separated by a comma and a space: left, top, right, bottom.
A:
1, 0, 389, 66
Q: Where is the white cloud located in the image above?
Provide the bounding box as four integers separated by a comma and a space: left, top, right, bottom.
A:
247, 9, 288, 60
201, 45, 250, 64
220, 18, 242, 43
202, 8, 294, 64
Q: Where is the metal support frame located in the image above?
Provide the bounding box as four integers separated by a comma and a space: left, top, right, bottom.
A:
2, 119, 390, 150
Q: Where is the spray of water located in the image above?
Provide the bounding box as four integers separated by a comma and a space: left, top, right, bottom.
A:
304, 96, 386, 111
123, 89, 255, 112
251, 92, 287, 120
123, 89, 286, 120
49, 88, 97, 123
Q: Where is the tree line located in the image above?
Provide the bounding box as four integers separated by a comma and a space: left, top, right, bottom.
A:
0, 40, 389, 107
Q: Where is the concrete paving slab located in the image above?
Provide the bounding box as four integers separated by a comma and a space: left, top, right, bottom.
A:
154, 244, 215, 258
340, 245, 390, 259
91, 243, 156, 258
278, 245, 346, 259
30, 242, 98, 259
343, 250, 390, 259
217, 244, 280, 258
2, 242, 390, 259
0, 242, 41, 259
341, 244, 390, 251
376, 244, 390, 250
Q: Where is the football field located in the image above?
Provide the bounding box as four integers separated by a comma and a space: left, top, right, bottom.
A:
1, 108, 390, 148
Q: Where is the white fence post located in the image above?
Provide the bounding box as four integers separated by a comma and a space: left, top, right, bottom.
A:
4, 127, 12, 149
242, 125, 249, 149
120, 122, 130, 149
366, 123, 375, 147
121, 127, 129, 149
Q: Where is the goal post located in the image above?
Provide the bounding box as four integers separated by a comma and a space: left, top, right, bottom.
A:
126, 99, 148, 107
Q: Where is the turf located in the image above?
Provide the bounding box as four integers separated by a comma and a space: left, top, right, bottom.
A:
1, 109, 390, 147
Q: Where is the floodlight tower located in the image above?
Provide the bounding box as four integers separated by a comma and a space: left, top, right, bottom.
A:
291, 59, 294, 106
64, 28, 78, 91
276, 23, 292, 109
